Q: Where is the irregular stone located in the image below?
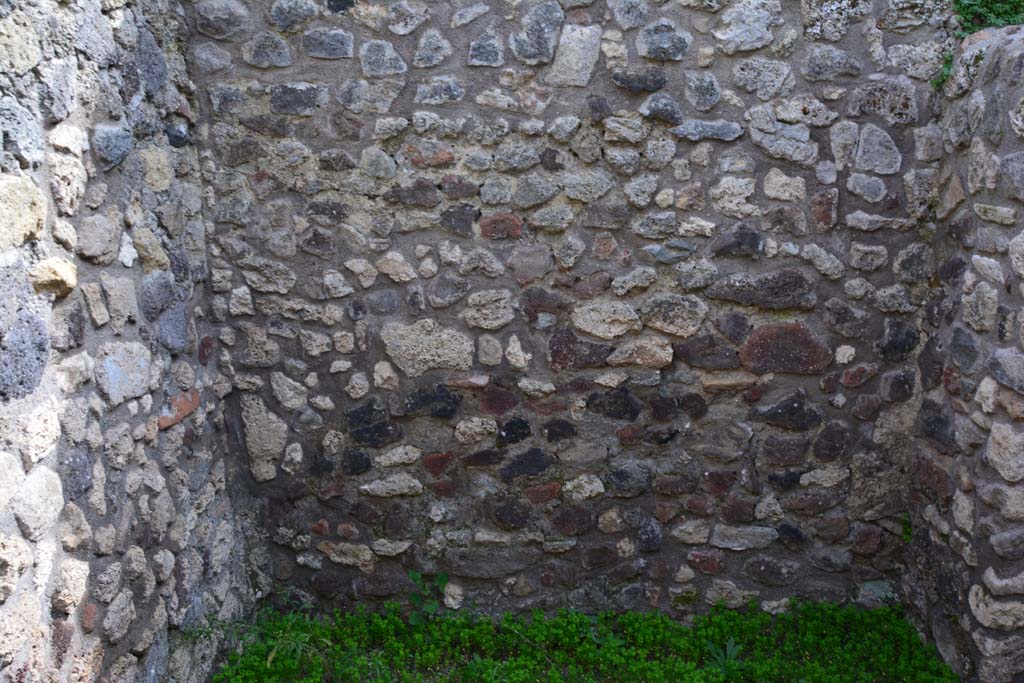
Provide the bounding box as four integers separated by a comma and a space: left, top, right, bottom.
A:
739, 323, 831, 374
461, 290, 516, 330
638, 293, 708, 338
304, 28, 354, 59
802, 44, 862, 81
360, 473, 423, 497
636, 19, 692, 62
94, 342, 151, 406
754, 389, 822, 431
711, 524, 778, 550
240, 394, 287, 482
242, 32, 291, 67
195, 0, 251, 40
468, 30, 504, 67
572, 301, 642, 339
0, 175, 46, 251
733, 58, 794, 100
706, 269, 816, 310
847, 75, 918, 126
360, 40, 408, 76
381, 320, 474, 377
413, 28, 452, 67
713, 0, 783, 53
671, 119, 744, 142
546, 25, 601, 87
509, 1, 564, 65
854, 123, 901, 175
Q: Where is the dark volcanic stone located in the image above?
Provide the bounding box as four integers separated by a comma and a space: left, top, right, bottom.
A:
552, 505, 595, 536
306, 200, 349, 225
710, 221, 765, 259
404, 385, 461, 419
688, 549, 725, 574
549, 328, 613, 371
883, 369, 915, 402
915, 399, 956, 452
988, 347, 1024, 395
340, 448, 372, 475
426, 271, 471, 308
949, 326, 982, 374
383, 178, 442, 207
706, 269, 816, 310
587, 387, 642, 421
0, 311, 48, 400
639, 93, 684, 125
744, 556, 799, 586
496, 417, 532, 447
479, 387, 520, 416
440, 204, 479, 236
540, 148, 564, 171
876, 318, 920, 363
587, 95, 613, 122
464, 448, 506, 467
269, 83, 325, 115
674, 334, 740, 370
611, 68, 667, 93
346, 399, 402, 447
824, 297, 870, 339
813, 422, 853, 461
441, 175, 478, 199
500, 448, 555, 482
493, 499, 531, 530
606, 461, 652, 497
678, 392, 708, 419
739, 323, 831, 375
777, 523, 809, 549
713, 311, 751, 344
543, 418, 576, 442
636, 517, 663, 552
299, 229, 336, 258
479, 212, 523, 239
754, 390, 822, 431
762, 436, 808, 467
648, 394, 677, 421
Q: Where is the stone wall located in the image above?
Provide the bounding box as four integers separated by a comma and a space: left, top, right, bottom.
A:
0, 0, 264, 681
188, 0, 992, 670
1, 0, 1023, 680
899, 25, 1024, 683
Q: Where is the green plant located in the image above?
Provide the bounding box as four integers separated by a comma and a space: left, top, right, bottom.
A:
209, 600, 959, 683
931, 52, 955, 89
706, 636, 744, 675
954, 0, 1024, 35
406, 569, 448, 625
901, 513, 914, 543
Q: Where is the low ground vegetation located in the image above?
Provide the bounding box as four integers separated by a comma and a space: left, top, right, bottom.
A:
207, 599, 957, 683
956, 0, 1024, 34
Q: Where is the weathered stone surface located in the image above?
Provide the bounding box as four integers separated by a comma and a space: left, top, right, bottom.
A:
546, 25, 601, 87
509, 1, 564, 65
0, 176, 46, 251
636, 19, 692, 61
639, 293, 708, 338
571, 301, 642, 340
706, 269, 816, 309
240, 394, 287, 482
11, 465, 62, 541
739, 323, 831, 374
94, 343, 152, 406
381, 320, 474, 377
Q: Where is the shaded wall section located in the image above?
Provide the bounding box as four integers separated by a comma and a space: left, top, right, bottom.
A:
0, 0, 266, 681
901, 25, 1024, 683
